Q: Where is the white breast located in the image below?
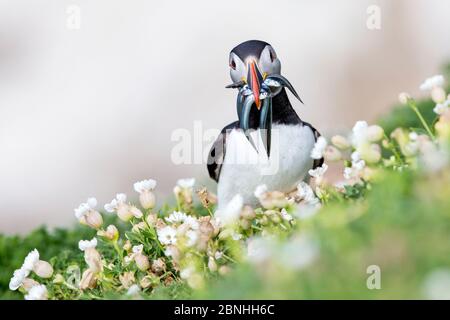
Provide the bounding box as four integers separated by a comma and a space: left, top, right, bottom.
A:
217, 124, 316, 208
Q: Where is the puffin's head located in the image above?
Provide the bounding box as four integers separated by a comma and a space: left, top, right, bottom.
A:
228, 40, 281, 109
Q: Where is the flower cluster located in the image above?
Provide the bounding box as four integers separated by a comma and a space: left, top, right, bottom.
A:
9, 74, 450, 300
9, 249, 53, 300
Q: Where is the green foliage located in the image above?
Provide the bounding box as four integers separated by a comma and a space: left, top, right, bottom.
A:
0, 226, 95, 299
195, 170, 450, 299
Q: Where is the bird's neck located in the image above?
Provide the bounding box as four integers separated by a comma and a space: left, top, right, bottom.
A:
240, 88, 302, 129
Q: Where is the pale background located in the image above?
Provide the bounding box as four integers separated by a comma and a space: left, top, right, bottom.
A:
1, 0, 449, 233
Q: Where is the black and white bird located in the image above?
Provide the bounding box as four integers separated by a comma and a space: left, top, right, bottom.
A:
208, 40, 323, 209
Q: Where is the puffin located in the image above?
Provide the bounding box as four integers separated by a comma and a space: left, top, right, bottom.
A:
208, 40, 323, 208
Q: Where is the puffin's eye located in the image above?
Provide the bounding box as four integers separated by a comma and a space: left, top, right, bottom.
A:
269, 49, 276, 62
229, 60, 236, 70
229, 59, 236, 70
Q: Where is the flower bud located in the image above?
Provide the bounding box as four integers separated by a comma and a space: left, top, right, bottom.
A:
366, 125, 384, 142
130, 206, 143, 219
324, 145, 342, 162
431, 87, 446, 103
331, 135, 351, 150
119, 271, 135, 289
33, 260, 53, 278
123, 240, 132, 251
98, 224, 119, 241
146, 213, 157, 226
134, 253, 150, 271
259, 215, 269, 225
240, 205, 255, 220
151, 258, 166, 275
208, 257, 218, 272
53, 274, 65, 285
79, 269, 97, 290
140, 274, 157, 289
82, 210, 103, 229
132, 222, 147, 233
197, 187, 217, 209
270, 214, 281, 224
85, 248, 103, 273
22, 278, 40, 291
239, 219, 251, 230
359, 144, 381, 164
139, 191, 156, 209
199, 220, 214, 237
164, 276, 174, 286
117, 204, 134, 221
398, 92, 411, 105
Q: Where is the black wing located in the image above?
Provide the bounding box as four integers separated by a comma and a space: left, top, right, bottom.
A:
207, 121, 239, 182
303, 121, 325, 169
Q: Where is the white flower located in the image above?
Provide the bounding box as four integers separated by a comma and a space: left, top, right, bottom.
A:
186, 230, 199, 247
433, 99, 450, 115
166, 211, 188, 224
177, 178, 195, 189
344, 152, 366, 180
74, 197, 97, 219
308, 163, 328, 179
9, 268, 29, 290
351, 151, 361, 162
254, 184, 268, 199
296, 182, 319, 205
78, 238, 98, 251
280, 208, 293, 222
184, 216, 199, 230
214, 251, 223, 260
310, 136, 327, 159
133, 179, 157, 193
420, 75, 445, 91
398, 92, 411, 105
22, 249, 40, 272
351, 121, 368, 147
132, 245, 143, 254
157, 226, 177, 245
24, 284, 48, 300
215, 194, 243, 225
343, 167, 353, 180
104, 193, 127, 213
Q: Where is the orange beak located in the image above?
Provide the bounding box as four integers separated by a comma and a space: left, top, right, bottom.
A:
248, 61, 263, 110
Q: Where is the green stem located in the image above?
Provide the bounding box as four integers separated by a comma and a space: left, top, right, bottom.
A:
223, 253, 237, 264
383, 133, 402, 162
408, 99, 435, 140
113, 241, 123, 263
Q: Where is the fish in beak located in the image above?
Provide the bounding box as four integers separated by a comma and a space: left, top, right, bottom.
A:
235, 61, 272, 157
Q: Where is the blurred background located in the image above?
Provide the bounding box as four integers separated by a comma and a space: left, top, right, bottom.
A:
1, 0, 449, 234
